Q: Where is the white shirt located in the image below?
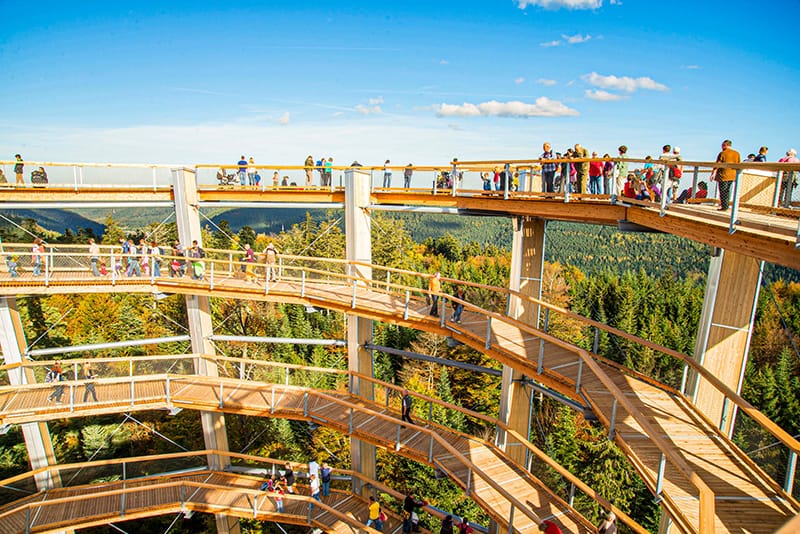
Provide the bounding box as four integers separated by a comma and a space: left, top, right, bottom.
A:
310, 477, 320, 496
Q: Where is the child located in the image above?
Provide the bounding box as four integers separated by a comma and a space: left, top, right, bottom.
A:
99, 258, 108, 275
7, 256, 19, 277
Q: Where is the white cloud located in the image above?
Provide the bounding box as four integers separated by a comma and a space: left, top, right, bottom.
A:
368, 96, 384, 105
539, 40, 562, 48
563, 33, 591, 44
584, 89, 626, 101
439, 59, 449, 65
518, 0, 602, 9
583, 72, 668, 92
278, 112, 290, 125
537, 78, 557, 86
435, 97, 579, 118
355, 104, 383, 115
685, 65, 701, 70
609, 0, 622, 4
514, 77, 525, 85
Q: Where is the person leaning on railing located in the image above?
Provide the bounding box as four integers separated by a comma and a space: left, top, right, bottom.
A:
88, 238, 100, 276
711, 139, 741, 211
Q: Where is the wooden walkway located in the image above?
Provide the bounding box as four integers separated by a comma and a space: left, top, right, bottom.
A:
0, 263, 798, 532
0, 470, 400, 534
0, 377, 594, 534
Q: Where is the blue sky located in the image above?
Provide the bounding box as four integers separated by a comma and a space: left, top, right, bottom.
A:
1, 0, 798, 168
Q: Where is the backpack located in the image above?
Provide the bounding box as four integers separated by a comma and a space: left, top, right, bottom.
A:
671, 165, 683, 178
45, 369, 56, 383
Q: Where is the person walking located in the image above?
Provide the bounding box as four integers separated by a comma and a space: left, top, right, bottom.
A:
711, 139, 741, 211
383, 160, 393, 188
450, 286, 466, 323
401, 389, 414, 425
366, 496, 382, 531
428, 272, 441, 317
263, 242, 278, 281
31, 238, 43, 277
404, 164, 413, 189
83, 365, 98, 402
304, 155, 314, 186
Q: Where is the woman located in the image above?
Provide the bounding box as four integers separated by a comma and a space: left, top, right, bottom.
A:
304, 155, 314, 186
31, 238, 44, 276
440, 515, 454, 534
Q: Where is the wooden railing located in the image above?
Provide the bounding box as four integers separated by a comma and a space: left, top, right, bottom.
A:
0, 355, 621, 532
1, 248, 799, 531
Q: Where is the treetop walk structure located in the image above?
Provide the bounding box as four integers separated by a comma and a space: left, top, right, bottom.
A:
0, 159, 799, 533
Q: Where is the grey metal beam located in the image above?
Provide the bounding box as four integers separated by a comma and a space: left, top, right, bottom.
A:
26, 335, 192, 358
364, 343, 501, 376
210, 335, 346, 346
197, 202, 344, 209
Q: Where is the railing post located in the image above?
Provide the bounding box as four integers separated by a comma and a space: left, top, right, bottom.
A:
69, 384, 74, 412
270, 386, 275, 414
568, 482, 576, 507
351, 279, 357, 308
73, 165, 79, 192
680, 363, 690, 395
279, 256, 283, 279
45, 247, 51, 286
503, 163, 510, 200
465, 468, 472, 496
432, 171, 438, 195
655, 453, 666, 498
301, 271, 306, 297
253, 495, 258, 518
659, 163, 669, 215
729, 169, 742, 234
484, 317, 492, 350
385, 271, 390, 292
130, 379, 135, 407
404, 290, 410, 320
428, 435, 434, 462
608, 399, 618, 440
396, 424, 402, 450
719, 397, 729, 431
349, 407, 354, 434
303, 391, 309, 416
209, 261, 214, 290
239, 361, 244, 381
219, 382, 224, 408
785, 450, 797, 495
151, 166, 157, 191
439, 298, 445, 327
691, 165, 700, 199
772, 171, 783, 208
166, 376, 171, 404
575, 357, 583, 393
285, 366, 290, 385
592, 327, 600, 353
25, 507, 30, 534
506, 504, 514, 534
150, 255, 155, 284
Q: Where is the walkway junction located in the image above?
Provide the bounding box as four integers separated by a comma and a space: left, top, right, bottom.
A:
0, 157, 798, 533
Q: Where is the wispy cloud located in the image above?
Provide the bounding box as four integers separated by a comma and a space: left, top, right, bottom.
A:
278, 112, 290, 125
583, 72, 668, 92
439, 59, 449, 65
685, 65, 701, 70
368, 96, 384, 105
584, 89, 626, 101
537, 78, 557, 86
563, 33, 591, 44
518, 0, 602, 10
435, 98, 579, 118
515, 77, 525, 85
355, 104, 383, 115
540, 33, 592, 47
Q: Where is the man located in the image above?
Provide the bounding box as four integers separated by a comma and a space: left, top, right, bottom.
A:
83, 365, 98, 402
712, 139, 741, 211
754, 146, 768, 162
778, 148, 800, 207
612, 145, 628, 202
540, 143, 556, 194
283, 462, 295, 493
658, 144, 679, 202
316, 157, 326, 185
324, 157, 333, 187
88, 238, 101, 276
401, 389, 414, 425
320, 462, 333, 497
404, 164, 413, 189
573, 144, 589, 194
588, 151, 603, 194
264, 242, 278, 281
14, 154, 23, 185
237, 155, 248, 186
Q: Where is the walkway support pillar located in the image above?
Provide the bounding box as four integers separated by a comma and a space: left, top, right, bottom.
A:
686, 248, 763, 436
345, 167, 376, 494
0, 297, 62, 493
172, 168, 240, 534
497, 217, 546, 466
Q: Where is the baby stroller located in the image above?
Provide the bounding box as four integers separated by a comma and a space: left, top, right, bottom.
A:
216, 169, 238, 186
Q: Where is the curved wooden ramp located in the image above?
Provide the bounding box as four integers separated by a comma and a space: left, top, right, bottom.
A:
0, 252, 798, 532
0, 470, 397, 534
0, 376, 595, 534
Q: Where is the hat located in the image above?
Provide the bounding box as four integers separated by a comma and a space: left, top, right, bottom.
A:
673, 146, 681, 153
788, 148, 797, 156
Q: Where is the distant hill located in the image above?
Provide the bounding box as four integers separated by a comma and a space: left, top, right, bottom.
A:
0, 209, 105, 237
